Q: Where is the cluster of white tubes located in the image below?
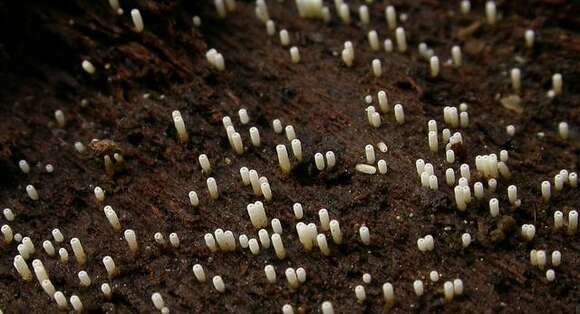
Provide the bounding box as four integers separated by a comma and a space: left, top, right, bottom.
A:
521, 224, 536, 241
295, 0, 325, 19
417, 235, 435, 252
553, 210, 577, 234
206, 49, 226, 71
247, 201, 268, 228
204, 229, 236, 252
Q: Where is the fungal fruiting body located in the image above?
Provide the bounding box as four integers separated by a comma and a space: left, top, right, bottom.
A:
82, 60, 95, 74
104, 206, 121, 231
525, 29, 535, 48
359, 226, 370, 245
552, 73, 562, 95
78, 270, 91, 287
290, 47, 301, 63
385, 6, 396, 30
172, 111, 188, 143
103, 256, 118, 277
321, 301, 334, 314
276, 145, 292, 174
213, 275, 226, 292
355, 285, 366, 303
70, 238, 87, 265
285, 268, 300, 289
430, 56, 440, 77
265, 265, 277, 283
131, 9, 144, 32
13, 255, 32, 281
70, 295, 83, 312
207, 177, 219, 200
413, 280, 424, 296
26, 185, 39, 200
2, 225, 13, 244
395, 27, 407, 52
151, 293, 165, 311
372, 59, 382, 77
451, 46, 462, 67
485, 1, 497, 25
272, 234, 286, 259
2, 1, 579, 312
368, 31, 379, 51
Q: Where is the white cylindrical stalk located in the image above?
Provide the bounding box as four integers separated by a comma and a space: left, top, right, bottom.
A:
264, 265, 276, 283
395, 27, 407, 52
285, 268, 300, 289
26, 185, 39, 200
507, 185, 518, 205
315, 153, 325, 171
204, 233, 218, 252
372, 59, 382, 77
413, 280, 424, 296
430, 56, 440, 77
151, 293, 165, 310
446, 168, 455, 186
271, 233, 286, 259
198, 154, 212, 175
378, 160, 387, 174
461, 233, 471, 248
368, 30, 379, 51
359, 226, 370, 245
70, 238, 87, 265
554, 211, 564, 230
276, 145, 292, 174
43, 240, 56, 257
359, 5, 369, 25
541, 181, 551, 202
317, 234, 330, 256
489, 198, 500, 217
338, 3, 350, 24
78, 270, 91, 287
103, 256, 117, 277
383, 282, 395, 304
94, 187, 105, 203
169, 233, 180, 248
54, 291, 68, 309
451, 46, 462, 67
290, 47, 300, 63
525, 29, 535, 48
558, 122, 569, 140
280, 29, 290, 46
552, 73, 562, 95
485, 1, 496, 25
444, 281, 454, 302
213, 275, 226, 292
568, 210, 578, 235
511, 68, 521, 93
70, 295, 83, 313
261, 182, 272, 201
394, 104, 405, 124
2, 225, 13, 244
101, 283, 112, 299
321, 301, 334, 314
428, 131, 438, 152
207, 177, 219, 200
258, 229, 271, 248
13, 255, 32, 281
355, 285, 366, 303
193, 264, 206, 282
104, 206, 121, 231
365, 145, 375, 164
385, 6, 396, 29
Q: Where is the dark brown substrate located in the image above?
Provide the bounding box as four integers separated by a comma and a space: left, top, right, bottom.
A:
0, 0, 579, 313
